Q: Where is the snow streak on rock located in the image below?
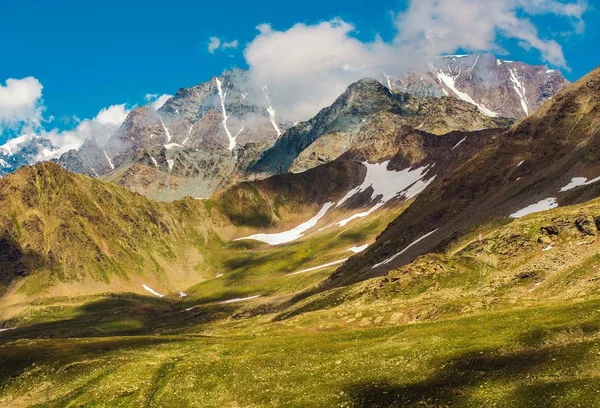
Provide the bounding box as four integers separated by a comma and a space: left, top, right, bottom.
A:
372, 229, 439, 269
215, 78, 237, 150
436, 71, 499, 117
451, 137, 467, 150
103, 149, 114, 170
159, 117, 172, 143
262, 86, 282, 137
509, 68, 529, 115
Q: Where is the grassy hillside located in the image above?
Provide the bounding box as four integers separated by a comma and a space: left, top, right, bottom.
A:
3, 196, 600, 406
0, 162, 234, 317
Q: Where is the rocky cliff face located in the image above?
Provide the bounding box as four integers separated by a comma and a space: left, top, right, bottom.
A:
248, 78, 510, 176
388, 54, 569, 119
330, 65, 600, 287
50, 55, 567, 201
57, 137, 113, 177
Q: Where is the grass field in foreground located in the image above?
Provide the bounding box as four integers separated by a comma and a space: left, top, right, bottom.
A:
1, 298, 600, 407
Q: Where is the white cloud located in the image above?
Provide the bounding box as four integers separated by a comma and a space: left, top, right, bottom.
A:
208, 37, 221, 54
243, 0, 587, 121
44, 104, 130, 156
222, 40, 239, 49
0, 104, 131, 163
393, 0, 585, 68
208, 36, 239, 53
144, 93, 172, 110
0, 77, 44, 133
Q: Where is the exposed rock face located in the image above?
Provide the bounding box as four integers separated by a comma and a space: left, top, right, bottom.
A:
58, 70, 289, 200
57, 138, 113, 177
51, 56, 568, 201
101, 69, 286, 169
332, 66, 600, 287
248, 78, 510, 176
387, 54, 569, 119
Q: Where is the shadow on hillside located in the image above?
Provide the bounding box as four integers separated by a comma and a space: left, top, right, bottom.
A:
0, 293, 254, 342
0, 335, 175, 389
0, 234, 46, 295
344, 341, 597, 407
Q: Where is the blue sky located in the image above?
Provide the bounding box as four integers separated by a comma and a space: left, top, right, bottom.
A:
0, 0, 598, 146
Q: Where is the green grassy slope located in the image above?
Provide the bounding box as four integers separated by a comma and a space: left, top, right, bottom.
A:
2, 192, 600, 406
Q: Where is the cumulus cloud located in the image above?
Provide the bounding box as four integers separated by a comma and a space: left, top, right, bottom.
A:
208, 37, 222, 54
144, 93, 173, 110
244, 0, 587, 121
208, 36, 239, 53
42, 104, 130, 157
0, 77, 45, 133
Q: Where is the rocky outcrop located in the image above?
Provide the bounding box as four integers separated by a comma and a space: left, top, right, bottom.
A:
388, 54, 569, 119
249, 78, 510, 176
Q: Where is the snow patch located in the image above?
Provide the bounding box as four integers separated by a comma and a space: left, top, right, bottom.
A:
372, 229, 439, 269
517, 160, 525, 167
0, 327, 15, 333
220, 295, 261, 304
236, 202, 334, 245
560, 176, 600, 192
509, 68, 529, 115
178, 292, 187, 298
150, 156, 158, 168
0, 158, 9, 168
286, 259, 348, 276
142, 284, 164, 298
542, 245, 553, 252
164, 143, 184, 150
510, 198, 558, 219
436, 71, 499, 117
167, 159, 175, 171
451, 136, 467, 150
335, 162, 436, 227
348, 244, 369, 253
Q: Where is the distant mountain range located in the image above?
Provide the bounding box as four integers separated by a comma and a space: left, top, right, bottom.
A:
0, 54, 569, 205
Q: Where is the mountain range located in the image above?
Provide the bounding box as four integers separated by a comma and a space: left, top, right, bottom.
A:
3, 55, 600, 407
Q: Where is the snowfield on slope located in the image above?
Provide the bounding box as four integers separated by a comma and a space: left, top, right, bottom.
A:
237, 161, 436, 244
336, 161, 436, 227
560, 176, 600, 192
236, 202, 334, 245
510, 198, 558, 219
